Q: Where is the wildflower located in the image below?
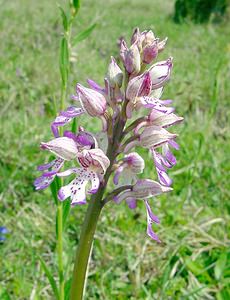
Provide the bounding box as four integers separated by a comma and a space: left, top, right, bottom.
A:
40, 136, 79, 161
113, 152, 144, 185
34, 130, 98, 191
114, 179, 171, 241
124, 125, 177, 152
114, 179, 172, 204
134, 110, 183, 134
126, 72, 152, 101
0, 227, 8, 242
148, 58, 173, 89
58, 149, 110, 206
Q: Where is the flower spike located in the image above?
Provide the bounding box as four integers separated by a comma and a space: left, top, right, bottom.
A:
35, 27, 183, 243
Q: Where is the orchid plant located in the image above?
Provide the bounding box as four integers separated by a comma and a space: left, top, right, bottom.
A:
35, 24, 183, 300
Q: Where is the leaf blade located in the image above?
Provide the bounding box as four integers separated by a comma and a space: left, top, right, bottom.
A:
72, 24, 96, 46
59, 37, 69, 87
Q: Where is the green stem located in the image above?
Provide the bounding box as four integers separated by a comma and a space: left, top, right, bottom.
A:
70, 188, 105, 300
57, 202, 64, 300
58, 80, 67, 300
70, 115, 127, 299
57, 15, 75, 299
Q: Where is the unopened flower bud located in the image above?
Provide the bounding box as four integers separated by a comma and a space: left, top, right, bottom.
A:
126, 71, 152, 100
140, 30, 155, 48
107, 56, 123, 88
76, 83, 107, 117
148, 58, 173, 89
131, 27, 141, 46
142, 39, 158, 64
120, 40, 141, 75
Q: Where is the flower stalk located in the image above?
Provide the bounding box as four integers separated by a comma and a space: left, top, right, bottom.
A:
57, 3, 80, 299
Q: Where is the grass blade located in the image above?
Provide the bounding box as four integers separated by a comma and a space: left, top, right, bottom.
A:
38, 256, 59, 300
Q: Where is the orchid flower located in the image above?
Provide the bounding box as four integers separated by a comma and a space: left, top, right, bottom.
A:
113, 152, 145, 185
114, 179, 172, 241
34, 129, 98, 191
58, 148, 110, 206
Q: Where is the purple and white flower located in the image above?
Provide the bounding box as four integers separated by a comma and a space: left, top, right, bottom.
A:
148, 58, 173, 89
114, 179, 171, 241
58, 148, 110, 206
34, 130, 98, 191
113, 152, 144, 185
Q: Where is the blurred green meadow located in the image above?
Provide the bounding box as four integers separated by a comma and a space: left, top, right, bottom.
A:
0, 0, 230, 299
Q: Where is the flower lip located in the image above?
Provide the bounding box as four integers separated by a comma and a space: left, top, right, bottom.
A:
77, 148, 110, 175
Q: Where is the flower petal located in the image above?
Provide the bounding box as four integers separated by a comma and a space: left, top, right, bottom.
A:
58, 168, 100, 205
51, 107, 84, 137
113, 165, 125, 185
60, 106, 84, 118
126, 197, 137, 209
137, 96, 174, 114
34, 175, 55, 190
145, 200, 160, 242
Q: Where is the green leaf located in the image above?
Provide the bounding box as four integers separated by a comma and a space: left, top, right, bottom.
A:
72, 24, 96, 46
59, 6, 68, 31
64, 278, 72, 300
38, 256, 59, 300
59, 37, 69, 87
215, 252, 227, 280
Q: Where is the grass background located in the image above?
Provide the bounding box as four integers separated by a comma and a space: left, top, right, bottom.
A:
0, 0, 229, 299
